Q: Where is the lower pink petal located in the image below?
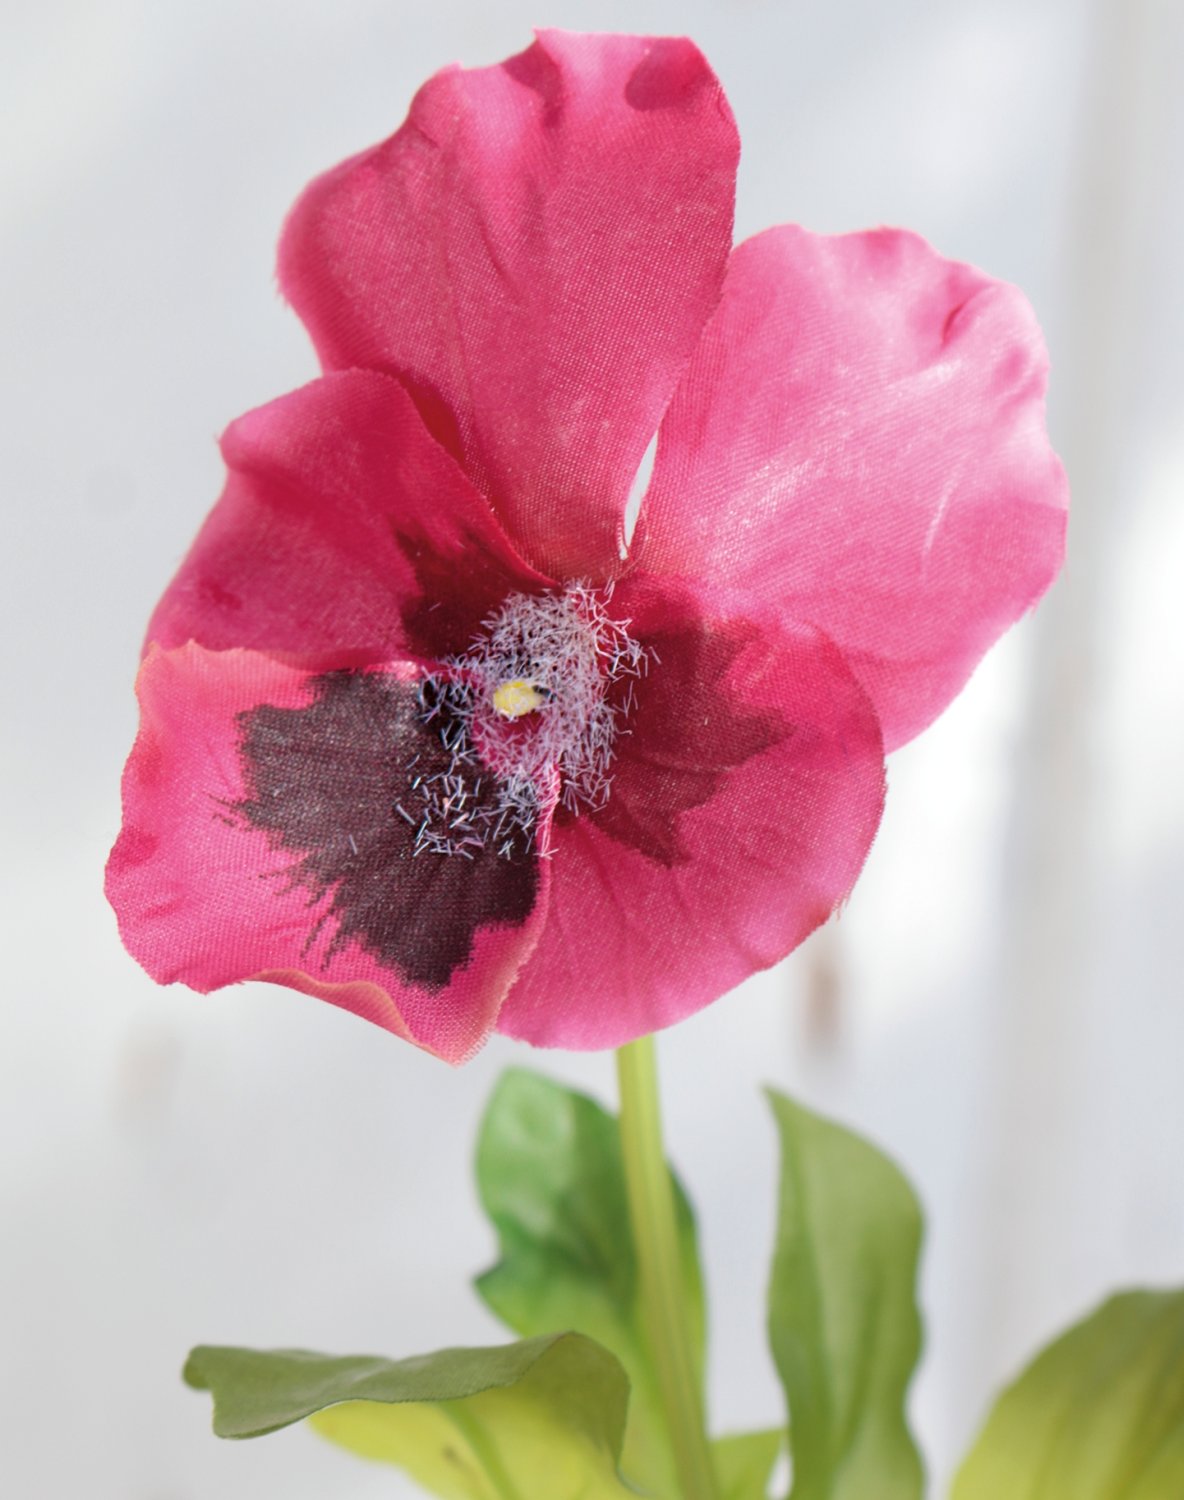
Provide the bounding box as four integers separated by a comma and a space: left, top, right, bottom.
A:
634, 226, 1068, 751
496, 585, 885, 1049
106, 644, 551, 1063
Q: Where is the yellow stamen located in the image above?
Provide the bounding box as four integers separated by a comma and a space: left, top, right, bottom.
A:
492, 678, 546, 719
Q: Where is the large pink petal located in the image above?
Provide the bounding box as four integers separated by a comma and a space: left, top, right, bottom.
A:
496, 580, 885, 1049
634, 227, 1069, 751
278, 30, 738, 580
149, 371, 552, 664
106, 645, 552, 1063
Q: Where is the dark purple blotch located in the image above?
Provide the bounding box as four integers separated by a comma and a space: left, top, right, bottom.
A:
234, 670, 537, 990
393, 524, 544, 660
584, 621, 786, 866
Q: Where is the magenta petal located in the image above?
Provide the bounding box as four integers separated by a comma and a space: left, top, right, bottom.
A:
278, 30, 739, 580
635, 226, 1069, 751
149, 371, 551, 663
105, 645, 551, 1063
496, 592, 885, 1049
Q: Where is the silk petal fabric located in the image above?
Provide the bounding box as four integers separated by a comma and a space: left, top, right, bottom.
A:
108, 32, 1067, 1059
149, 370, 552, 664
498, 584, 886, 1048
107, 646, 552, 1063
279, 30, 739, 580
634, 227, 1069, 750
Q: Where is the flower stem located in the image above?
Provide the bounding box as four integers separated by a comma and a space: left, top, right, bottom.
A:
616, 1036, 720, 1500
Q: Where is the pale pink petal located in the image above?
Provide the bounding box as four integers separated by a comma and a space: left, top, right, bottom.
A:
149, 371, 551, 664
496, 579, 885, 1049
106, 645, 551, 1063
634, 226, 1068, 750
278, 30, 738, 579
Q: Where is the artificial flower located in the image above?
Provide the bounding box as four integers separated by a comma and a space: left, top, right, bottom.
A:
107, 30, 1067, 1062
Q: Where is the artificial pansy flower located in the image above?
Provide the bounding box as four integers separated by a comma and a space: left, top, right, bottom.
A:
106, 30, 1067, 1063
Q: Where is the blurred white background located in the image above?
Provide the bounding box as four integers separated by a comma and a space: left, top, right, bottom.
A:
2, 0, 1182, 1495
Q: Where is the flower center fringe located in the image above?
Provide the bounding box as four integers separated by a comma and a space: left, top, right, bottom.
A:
409, 585, 648, 859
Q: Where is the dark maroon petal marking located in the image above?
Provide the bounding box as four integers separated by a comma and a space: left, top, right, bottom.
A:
234, 670, 537, 989
393, 524, 546, 660
585, 620, 786, 866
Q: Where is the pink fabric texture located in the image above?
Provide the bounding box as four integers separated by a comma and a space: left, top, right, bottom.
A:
107, 30, 1067, 1060
495, 578, 885, 1049
109, 647, 550, 1062
633, 227, 1069, 750
278, 29, 739, 581
147, 370, 551, 664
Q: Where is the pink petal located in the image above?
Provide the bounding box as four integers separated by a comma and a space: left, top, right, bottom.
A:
634, 226, 1069, 751
106, 644, 551, 1063
149, 371, 551, 665
278, 30, 739, 580
495, 579, 885, 1049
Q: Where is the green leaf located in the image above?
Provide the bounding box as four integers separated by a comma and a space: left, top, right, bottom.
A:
766, 1089, 924, 1500
474, 1067, 705, 1496
951, 1288, 1184, 1500
713, 1428, 784, 1500
184, 1331, 637, 1500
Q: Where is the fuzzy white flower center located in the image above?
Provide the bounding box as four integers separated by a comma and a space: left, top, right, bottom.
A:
411, 584, 647, 858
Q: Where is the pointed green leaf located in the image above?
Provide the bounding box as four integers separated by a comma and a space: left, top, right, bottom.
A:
952, 1289, 1184, 1499
766, 1089, 924, 1500
474, 1067, 704, 1495
713, 1428, 784, 1500
185, 1332, 637, 1499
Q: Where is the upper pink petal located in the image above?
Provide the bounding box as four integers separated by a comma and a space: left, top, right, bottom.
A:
106, 644, 552, 1063
277, 29, 739, 580
495, 578, 885, 1049
633, 226, 1069, 751
148, 370, 552, 663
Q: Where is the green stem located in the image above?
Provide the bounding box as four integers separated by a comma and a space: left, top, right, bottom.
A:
616, 1036, 720, 1500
